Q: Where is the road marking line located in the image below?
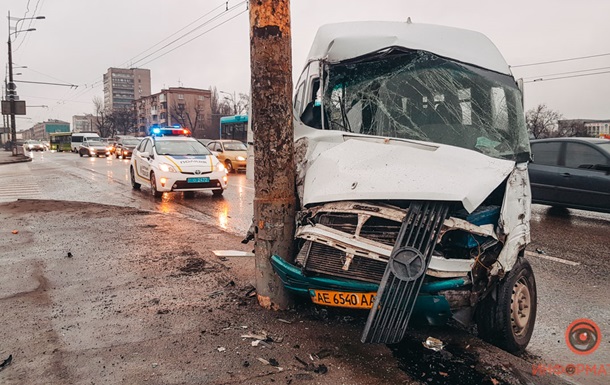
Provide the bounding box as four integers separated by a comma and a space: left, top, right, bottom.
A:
525, 250, 580, 266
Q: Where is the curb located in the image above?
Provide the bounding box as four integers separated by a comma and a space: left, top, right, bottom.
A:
0, 155, 32, 165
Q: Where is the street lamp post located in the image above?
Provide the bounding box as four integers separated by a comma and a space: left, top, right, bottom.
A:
6, 12, 44, 149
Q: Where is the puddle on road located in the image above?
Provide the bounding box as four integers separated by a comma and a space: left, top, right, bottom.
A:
390, 337, 509, 385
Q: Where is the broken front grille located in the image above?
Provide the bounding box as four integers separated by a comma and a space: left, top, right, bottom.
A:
317, 212, 401, 246
362, 201, 451, 344
302, 241, 387, 283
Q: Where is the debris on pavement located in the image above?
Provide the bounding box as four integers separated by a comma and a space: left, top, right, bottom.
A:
294, 356, 328, 374
241, 332, 269, 341
535, 248, 546, 255
268, 358, 279, 367
313, 348, 333, 359
245, 286, 257, 298
423, 337, 445, 352
257, 357, 283, 371
0, 354, 13, 372
66, 252, 73, 258
277, 318, 292, 324
212, 250, 255, 258
11, 230, 18, 234
217, 347, 226, 352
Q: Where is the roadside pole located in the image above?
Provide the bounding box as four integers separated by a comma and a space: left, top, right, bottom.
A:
249, 0, 296, 310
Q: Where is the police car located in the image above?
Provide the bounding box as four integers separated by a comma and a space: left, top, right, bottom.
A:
129, 127, 228, 198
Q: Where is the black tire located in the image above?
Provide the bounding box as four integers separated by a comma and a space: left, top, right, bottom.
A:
130, 167, 141, 190
150, 173, 163, 198
225, 160, 234, 173
79, 151, 83, 157
476, 256, 537, 354
183, 191, 195, 199
115, 152, 119, 159
212, 188, 224, 196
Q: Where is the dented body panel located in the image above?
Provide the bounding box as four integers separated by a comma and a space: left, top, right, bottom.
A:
274, 20, 534, 350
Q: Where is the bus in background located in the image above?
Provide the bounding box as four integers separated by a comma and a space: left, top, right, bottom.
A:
220, 115, 248, 142
50, 132, 72, 152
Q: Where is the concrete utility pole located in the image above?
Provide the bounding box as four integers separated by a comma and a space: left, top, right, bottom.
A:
249, 0, 296, 310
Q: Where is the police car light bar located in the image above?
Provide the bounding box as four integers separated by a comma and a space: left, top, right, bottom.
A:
150, 127, 191, 137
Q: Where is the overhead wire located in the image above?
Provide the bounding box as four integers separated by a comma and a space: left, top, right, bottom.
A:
511, 52, 610, 68
523, 70, 610, 83
138, 5, 248, 67
61, 1, 246, 105
13, 0, 44, 52
118, 1, 228, 68
522, 66, 610, 80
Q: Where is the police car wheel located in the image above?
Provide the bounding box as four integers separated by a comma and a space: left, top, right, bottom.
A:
130, 167, 141, 190
213, 188, 224, 196
150, 173, 163, 198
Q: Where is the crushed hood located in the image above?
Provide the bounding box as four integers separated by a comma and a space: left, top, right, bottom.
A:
302, 138, 515, 213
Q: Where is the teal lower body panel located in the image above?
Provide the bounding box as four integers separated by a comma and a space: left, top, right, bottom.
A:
271, 255, 463, 326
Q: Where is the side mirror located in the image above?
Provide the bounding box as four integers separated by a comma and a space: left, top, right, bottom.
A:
139, 151, 150, 159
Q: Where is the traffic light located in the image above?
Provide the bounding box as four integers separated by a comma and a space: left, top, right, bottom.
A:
6, 82, 16, 100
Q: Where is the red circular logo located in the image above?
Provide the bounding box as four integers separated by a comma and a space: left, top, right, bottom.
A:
565, 319, 601, 355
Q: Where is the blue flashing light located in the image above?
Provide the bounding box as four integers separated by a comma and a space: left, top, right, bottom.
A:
152, 128, 161, 134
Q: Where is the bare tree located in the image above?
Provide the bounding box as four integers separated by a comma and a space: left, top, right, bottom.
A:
557, 120, 589, 137
92, 96, 114, 137
169, 100, 205, 137
526, 104, 562, 139
220, 90, 249, 115
108, 107, 136, 136
209, 86, 233, 137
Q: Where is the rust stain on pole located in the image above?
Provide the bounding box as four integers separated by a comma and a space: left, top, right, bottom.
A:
249, 0, 296, 310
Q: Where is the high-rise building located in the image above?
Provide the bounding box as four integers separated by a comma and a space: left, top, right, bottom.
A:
135, 87, 212, 138
103, 68, 151, 111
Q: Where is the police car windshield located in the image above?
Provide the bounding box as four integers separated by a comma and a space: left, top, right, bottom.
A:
155, 139, 211, 156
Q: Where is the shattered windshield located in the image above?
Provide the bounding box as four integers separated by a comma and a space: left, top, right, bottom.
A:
322, 50, 530, 161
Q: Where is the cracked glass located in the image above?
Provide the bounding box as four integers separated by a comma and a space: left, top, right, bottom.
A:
320, 49, 530, 161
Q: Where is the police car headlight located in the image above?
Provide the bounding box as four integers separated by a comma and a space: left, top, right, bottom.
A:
159, 163, 177, 173
216, 162, 226, 172
236, 156, 246, 161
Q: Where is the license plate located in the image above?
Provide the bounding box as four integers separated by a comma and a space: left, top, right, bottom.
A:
187, 177, 210, 183
310, 289, 376, 309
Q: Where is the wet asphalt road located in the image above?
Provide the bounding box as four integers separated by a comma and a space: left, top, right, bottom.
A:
1, 150, 254, 237
2, 150, 610, 384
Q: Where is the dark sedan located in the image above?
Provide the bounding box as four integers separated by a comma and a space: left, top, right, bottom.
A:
528, 137, 610, 213
115, 137, 142, 159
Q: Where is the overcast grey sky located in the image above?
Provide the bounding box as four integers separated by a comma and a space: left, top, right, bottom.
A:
3, 0, 610, 131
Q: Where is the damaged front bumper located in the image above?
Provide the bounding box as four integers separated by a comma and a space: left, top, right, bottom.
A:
271, 254, 469, 326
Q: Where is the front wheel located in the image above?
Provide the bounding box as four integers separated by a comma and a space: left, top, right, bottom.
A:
476, 256, 537, 354
225, 160, 234, 173
79, 151, 83, 157
212, 188, 224, 196
130, 167, 141, 190
150, 173, 163, 198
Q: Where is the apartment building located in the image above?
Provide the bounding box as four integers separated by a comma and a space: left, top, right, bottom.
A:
135, 87, 213, 137
22, 119, 70, 140
103, 68, 151, 111
72, 114, 98, 133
